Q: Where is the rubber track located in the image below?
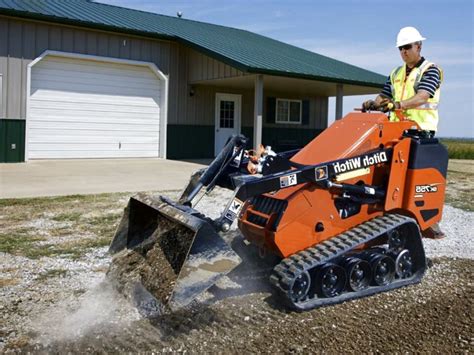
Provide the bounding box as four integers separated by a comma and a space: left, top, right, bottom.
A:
270, 214, 426, 311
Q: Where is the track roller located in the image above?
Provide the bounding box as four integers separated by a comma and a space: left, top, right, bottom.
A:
369, 253, 395, 286
316, 263, 346, 298
288, 270, 311, 302
388, 228, 405, 253
395, 249, 414, 278
344, 257, 372, 292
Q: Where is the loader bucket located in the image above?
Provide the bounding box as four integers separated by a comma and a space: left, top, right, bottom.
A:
108, 194, 241, 313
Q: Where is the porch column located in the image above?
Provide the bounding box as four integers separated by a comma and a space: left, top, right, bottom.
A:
253, 74, 264, 148
335, 83, 343, 120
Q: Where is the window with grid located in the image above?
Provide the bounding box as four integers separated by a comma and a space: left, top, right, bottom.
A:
276, 99, 302, 124
219, 100, 235, 128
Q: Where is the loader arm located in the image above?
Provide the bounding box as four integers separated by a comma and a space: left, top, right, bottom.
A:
179, 134, 248, 205
215, 147, 394, 230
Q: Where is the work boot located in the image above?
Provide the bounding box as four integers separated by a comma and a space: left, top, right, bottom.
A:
423, 223, 446, 239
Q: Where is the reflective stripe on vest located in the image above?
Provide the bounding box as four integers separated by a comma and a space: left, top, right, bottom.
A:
417, 103, 439, 110
389, 60, 442, 131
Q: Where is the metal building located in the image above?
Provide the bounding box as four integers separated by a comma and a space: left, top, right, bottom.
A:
0, 0, 385, 162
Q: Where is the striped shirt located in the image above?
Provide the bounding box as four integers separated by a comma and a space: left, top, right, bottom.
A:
381, 57, 441, 99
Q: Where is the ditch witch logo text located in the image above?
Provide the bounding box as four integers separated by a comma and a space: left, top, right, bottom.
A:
332, 151, 388, 174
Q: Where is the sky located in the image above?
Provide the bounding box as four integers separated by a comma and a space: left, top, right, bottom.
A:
98, 0, 474, 138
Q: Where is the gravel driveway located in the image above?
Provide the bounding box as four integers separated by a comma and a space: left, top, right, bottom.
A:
1, 165, 473, 353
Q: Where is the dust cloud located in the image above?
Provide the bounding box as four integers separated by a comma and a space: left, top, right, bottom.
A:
32, 278, 139, 344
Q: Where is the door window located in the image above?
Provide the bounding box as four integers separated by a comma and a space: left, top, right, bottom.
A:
219, 100, 235, 128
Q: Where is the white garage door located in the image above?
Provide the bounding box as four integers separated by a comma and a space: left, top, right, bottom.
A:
28, 55, 162, 159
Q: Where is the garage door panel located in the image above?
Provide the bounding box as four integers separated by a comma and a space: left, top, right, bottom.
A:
30, 81, 160, 98
28, 135, 159, 144
28, 55, 162, 159
29, 94, 160, 108
29, 142, 159, 151
29, 97, 160, 110
29, 149, 159, 159
31, 81, 160, 99
31, 75, 160, 93
29, 128, 159, 138
31, 75, 160, 92
40, 56, 154, 71
29, 97, 160, 112
29, 120, 159, 131
29, 110, 160, 123
36, 57, 158, 79
32, 68, 160, 87
29, 115, 160, 126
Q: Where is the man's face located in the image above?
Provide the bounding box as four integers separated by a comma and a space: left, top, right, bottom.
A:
398, 42, 421, 65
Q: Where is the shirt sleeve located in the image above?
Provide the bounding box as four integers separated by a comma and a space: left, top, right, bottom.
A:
380, 76, 392, 99
417, 66, 441, 98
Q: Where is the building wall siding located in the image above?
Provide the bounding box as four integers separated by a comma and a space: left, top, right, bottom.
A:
0, 16, 329, 160
184, 86, 253, 127
167, 124, 323, 159
0, 16, 329, 127
259, 91, 328, 130
168, 84, 328, 157
0, 16, 176, 121
185, 86, 328, 130
186, 45, 247, 82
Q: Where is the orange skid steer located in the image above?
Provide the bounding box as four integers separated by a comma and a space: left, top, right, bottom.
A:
108, 109, 448, 313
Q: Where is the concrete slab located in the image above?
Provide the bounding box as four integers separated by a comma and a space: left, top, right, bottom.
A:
3, 158, 466, 200
0, 159, 207, 199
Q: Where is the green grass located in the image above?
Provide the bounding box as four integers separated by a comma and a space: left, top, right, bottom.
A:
2, 234, 52, 258
85, 213, 122, 233
52, 211, 83, 222
440, 138, 474, 159
0, 231, 112, 260
0, 233, 49, 259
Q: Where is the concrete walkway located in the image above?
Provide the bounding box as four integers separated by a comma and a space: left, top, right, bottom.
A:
0, 159, 207, 199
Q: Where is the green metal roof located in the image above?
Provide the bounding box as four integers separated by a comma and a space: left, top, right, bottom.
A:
0, 0, 385, 87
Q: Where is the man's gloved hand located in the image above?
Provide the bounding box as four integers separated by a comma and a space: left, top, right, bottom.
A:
361, 99, 378, 112
380, 98, 401, 112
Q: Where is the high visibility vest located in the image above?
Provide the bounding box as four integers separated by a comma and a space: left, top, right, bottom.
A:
389, 60, 442, 131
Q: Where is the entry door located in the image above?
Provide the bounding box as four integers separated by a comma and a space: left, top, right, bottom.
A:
215, 93, 241, 156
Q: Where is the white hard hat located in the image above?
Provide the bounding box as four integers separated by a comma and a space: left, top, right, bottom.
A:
396, 27, 426, 47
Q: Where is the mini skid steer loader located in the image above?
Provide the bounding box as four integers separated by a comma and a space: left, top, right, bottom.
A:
108, 108, 448, 312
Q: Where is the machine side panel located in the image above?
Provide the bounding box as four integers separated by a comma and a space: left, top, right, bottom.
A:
402, 139, 448, 230
402, 168, 446, 230
384, 138, 411, 211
